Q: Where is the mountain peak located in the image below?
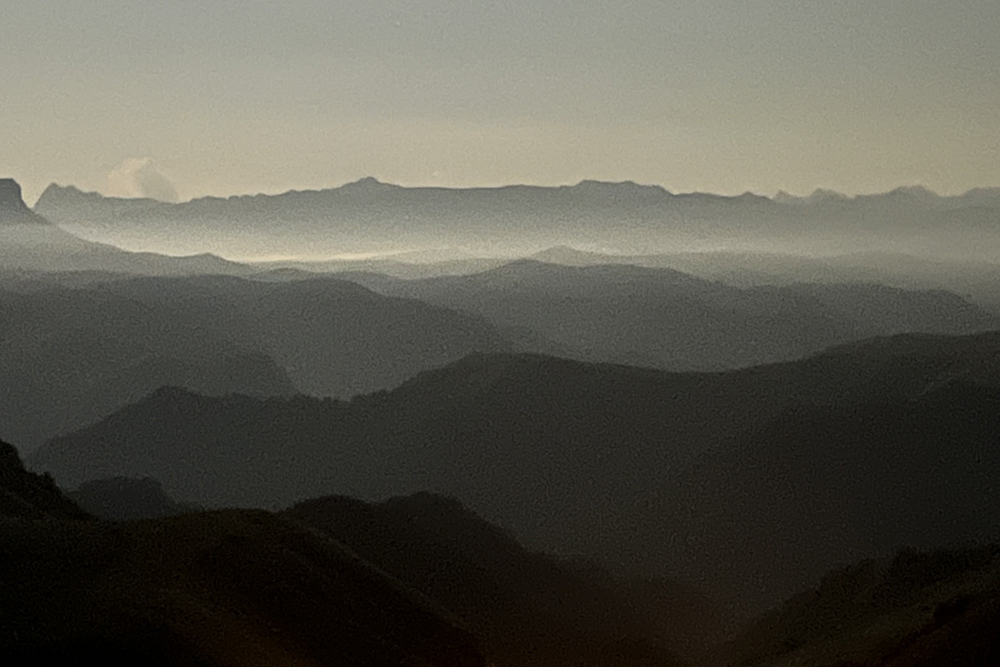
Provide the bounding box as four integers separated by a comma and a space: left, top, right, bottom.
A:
340, 176, 396, 192
0, 178, 48, 226
0, 178, 29, 213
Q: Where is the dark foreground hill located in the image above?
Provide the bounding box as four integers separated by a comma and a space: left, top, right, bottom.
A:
717, 544, 1000, 667
32, 332, 1000, 614
0, 440, 485, 667
286, 492, 707, 666
68, 476, 200, 521
0, 440, 88, 521
77, 481, 698, 666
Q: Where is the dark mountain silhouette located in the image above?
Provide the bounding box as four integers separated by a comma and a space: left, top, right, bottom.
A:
68, 477, 200, 521
718, 544, 1000, 667
34, 179, 1000, 259
285, 492, 713, 666
0, 179, 48, 226
59, 477, 705, 664
32, 332, 1000, 616
347, 260, 1000, 371
0, 439, 88, 520
0, 440, 485, 666
1, 274, 511, 450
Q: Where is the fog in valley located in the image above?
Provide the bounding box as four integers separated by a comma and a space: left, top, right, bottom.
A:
3, 1, 1000, 665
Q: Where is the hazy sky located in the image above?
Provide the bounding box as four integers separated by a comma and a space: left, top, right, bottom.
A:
2, 0, 998, 204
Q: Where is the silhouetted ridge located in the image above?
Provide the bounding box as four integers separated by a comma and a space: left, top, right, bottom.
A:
0, 508, 486, 666
0, 439, 88, 520
357, 260, 1000, 372
286, 492, 700, 666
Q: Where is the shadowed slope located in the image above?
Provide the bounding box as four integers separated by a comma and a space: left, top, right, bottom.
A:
286, 492, 707, 666
31, 332, 1000, 616
718, 545, 1000, 667
0, 439, 88, 520
0, 440, 485, 666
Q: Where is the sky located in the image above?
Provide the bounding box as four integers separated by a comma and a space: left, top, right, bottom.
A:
1, 0, 998, 204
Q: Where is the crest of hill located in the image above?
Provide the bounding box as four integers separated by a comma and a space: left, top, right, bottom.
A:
34, 177, 1000, 259
36, 177, 1000, 215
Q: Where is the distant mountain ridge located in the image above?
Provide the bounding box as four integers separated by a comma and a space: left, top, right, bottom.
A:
0, 178, 251, 276
34, 178, 1000, 259
37, 178, 1000, 210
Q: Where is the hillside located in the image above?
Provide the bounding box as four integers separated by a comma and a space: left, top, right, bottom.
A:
32, 332, 1000, 614
286, 492, 710, 666
68, 477, 200, 521
0, 441, 485, 666
530, 247, 1000, 316
717, 544, 1000, 667
0, 439, 88, 520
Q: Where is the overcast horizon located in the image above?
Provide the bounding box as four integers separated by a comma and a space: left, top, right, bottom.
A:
3, 1, 998, 205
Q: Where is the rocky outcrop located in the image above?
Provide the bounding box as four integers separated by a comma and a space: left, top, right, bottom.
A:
0, 179, 46, 225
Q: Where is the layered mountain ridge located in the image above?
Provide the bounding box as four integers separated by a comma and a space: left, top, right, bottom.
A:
34, 178, 1000, 259
30, 331, 1000, 614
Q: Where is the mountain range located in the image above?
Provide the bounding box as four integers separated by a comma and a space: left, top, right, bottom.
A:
30, 332, 1000, 615
34, 179, 1000, 260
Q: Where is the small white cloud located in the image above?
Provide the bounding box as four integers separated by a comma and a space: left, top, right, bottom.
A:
106, 158, 180, 202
